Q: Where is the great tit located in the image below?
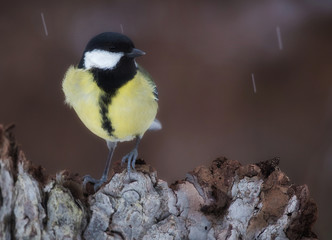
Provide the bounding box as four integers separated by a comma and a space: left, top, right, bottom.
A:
62, 32, 160, 190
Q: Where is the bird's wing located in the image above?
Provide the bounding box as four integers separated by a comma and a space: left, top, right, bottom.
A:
137, 64, 159, 101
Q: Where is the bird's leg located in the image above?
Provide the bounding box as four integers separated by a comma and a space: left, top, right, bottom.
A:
83, 141, 117, 191
121, 136, 141, 175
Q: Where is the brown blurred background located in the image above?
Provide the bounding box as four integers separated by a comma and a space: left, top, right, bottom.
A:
1, 0, 332, 238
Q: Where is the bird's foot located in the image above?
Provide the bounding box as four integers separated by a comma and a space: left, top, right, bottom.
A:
83, 175, 107, 192
121, 148, 138, 176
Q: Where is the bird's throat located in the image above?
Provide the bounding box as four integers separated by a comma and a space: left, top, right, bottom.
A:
90, 59, 137, 95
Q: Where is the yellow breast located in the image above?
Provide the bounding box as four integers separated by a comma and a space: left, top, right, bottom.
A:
109, 70, 158, 141
62, 66, 158, 142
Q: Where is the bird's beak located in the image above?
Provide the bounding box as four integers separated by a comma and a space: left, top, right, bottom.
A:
126, 48, 146, 58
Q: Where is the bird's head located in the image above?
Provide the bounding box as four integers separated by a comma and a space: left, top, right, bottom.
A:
78, 32, 145, 70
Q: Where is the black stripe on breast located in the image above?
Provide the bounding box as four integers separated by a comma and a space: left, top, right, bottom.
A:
99, 92, 114, 136
88, 59, 137, 137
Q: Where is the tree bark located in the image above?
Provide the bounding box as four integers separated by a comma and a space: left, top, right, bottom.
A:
0, 124, 318, 240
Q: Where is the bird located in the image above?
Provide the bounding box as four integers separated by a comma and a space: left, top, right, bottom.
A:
62, 32, 160, 191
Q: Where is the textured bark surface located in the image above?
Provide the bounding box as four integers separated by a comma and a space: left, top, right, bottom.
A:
0, 124, 318, 240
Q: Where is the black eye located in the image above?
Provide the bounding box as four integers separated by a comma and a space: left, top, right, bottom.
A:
108, 46, 116, 51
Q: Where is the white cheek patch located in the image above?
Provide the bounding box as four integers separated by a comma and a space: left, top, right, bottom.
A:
84, 50, 124, 70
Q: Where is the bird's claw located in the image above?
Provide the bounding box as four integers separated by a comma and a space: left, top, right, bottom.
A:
121, 148, 138, 175
83, 175, 107, 192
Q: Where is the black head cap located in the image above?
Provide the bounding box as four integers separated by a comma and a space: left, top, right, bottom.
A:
84, 32, 135, 53
78, 32, 145, 69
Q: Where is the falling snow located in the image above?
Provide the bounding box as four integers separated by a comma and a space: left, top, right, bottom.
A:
251, 73, 257, 93
276, 26, 283, 50
40, 12, 48, 36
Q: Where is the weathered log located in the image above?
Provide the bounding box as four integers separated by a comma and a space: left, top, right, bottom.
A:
0, 124, 318, 239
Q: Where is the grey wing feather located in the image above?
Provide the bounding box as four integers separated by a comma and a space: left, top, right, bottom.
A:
138, 65, 158, 101
137, 65, 161, 131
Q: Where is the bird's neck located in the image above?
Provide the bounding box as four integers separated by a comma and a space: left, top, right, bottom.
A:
87, 58, 137, 95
